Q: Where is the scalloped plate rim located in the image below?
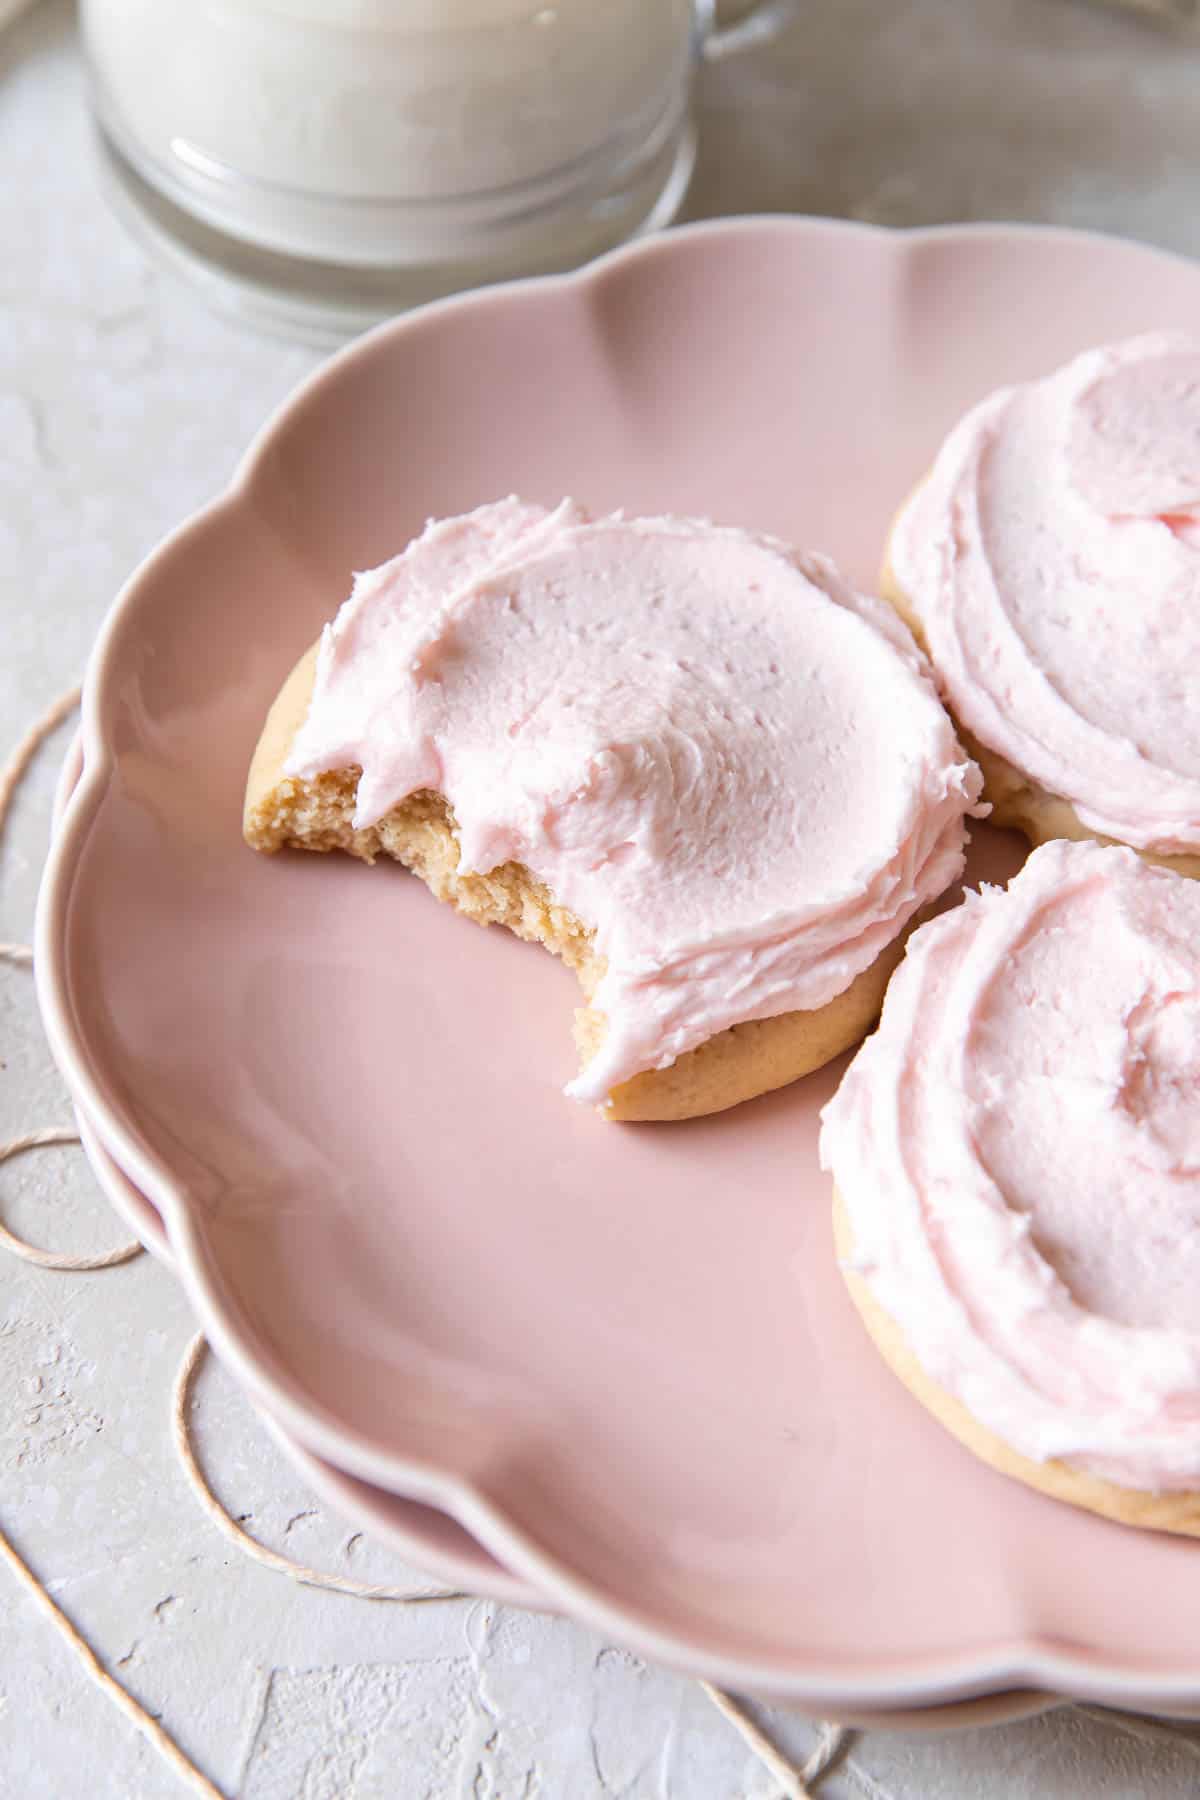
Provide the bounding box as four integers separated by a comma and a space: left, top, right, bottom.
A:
35, 215, 1200, 1711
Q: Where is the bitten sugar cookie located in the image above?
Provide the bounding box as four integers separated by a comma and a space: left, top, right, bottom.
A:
245, 498, 981, 1121
822, 839, 1200, 1535
883, 333, 1200, 875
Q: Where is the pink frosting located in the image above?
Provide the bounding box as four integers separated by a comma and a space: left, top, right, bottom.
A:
287, 499, 981, 1102
891, 333, 1200, 854
821, 839, 1200, 1491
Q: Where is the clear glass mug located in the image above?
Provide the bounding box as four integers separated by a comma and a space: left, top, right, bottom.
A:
82, 0, 794, 337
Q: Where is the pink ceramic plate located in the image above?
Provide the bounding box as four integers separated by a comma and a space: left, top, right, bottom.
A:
57, 731, 1060, 1730
37, 219, 1200, 1712
73, 1065, 1058, 1731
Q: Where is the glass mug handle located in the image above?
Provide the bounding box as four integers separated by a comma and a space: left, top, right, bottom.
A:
696, 0, 797, 60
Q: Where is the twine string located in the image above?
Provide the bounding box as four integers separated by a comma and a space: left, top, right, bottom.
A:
0, 689, 142, 1272
0, 1129, 142, 1270
0, 687, 223, 1792
0, 682, 81, 842
700, 1684, 848, 1796
0, 1527, 226, 1800
171, 1333, 464, 1605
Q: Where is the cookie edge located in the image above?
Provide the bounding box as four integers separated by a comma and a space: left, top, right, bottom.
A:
832, 1184, 1200, 1538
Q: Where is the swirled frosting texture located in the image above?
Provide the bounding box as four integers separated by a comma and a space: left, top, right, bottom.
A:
288, 499, 981, 1101
822, 839, 1200, 1491
891, 333, 1200, 854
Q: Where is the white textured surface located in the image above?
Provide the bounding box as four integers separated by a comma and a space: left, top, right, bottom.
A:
7, 3, 1200, 1794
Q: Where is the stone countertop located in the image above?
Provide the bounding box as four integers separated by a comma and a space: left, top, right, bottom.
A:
6, 2, 1200, 1794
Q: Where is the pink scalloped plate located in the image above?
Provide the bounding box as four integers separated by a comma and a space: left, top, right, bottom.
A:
57, 730, 1061, 1732
37, 219, 1200, 1713
71, 1079, 1060, 1736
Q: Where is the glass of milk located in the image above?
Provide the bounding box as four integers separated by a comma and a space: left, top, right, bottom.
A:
82, 0, 792, 339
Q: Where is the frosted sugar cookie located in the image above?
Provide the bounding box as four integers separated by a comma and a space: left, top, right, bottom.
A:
823, 839, 1200, 1534
884, 334, 1200, 875
247, 499, 981, 1120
